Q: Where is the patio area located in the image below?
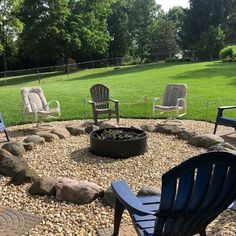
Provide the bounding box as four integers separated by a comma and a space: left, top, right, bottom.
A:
0, 119, 235, 235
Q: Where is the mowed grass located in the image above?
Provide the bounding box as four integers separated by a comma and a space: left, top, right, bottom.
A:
1, 61, 236, 126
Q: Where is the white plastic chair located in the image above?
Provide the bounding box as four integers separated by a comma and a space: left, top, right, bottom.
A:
153, 83, 187, 118
21, 87, 61, 122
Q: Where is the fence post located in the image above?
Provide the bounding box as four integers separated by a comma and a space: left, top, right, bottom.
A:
37, 68, 40, 84
4, 71, 7, 86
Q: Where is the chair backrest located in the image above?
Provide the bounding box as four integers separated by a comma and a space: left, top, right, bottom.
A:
21, 87, 49, 113
162, 84, 187, 107
155, 151, 236, 236
90, 84, 109, 109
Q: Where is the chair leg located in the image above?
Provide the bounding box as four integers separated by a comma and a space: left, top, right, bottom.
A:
113, 198, 125, 236
94, 113, 98, 125
116, 109, 119, 125
4, 129, 10, 142
213, 123, 218, 134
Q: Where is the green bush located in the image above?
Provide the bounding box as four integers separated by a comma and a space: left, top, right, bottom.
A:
220, 45, 236, 62
165, 58, 191, 63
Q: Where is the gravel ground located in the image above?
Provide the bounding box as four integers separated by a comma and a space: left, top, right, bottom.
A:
0, 119, 235, 236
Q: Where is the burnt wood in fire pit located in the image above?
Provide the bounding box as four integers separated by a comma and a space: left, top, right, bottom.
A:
90, 128, 147, 159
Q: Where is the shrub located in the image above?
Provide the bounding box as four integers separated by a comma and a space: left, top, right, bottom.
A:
165, 58, 191, 63
220, 45, 236, 62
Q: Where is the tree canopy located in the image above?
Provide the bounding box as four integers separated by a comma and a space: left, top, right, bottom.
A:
1, 0, 236, 70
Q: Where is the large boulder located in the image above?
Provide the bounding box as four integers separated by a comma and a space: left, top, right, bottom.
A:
85, 125, 99, 134
100, 121, 118, 129
66, 126, 85, 136
137, 186, 161, 197
22, 142, 35, 151
55, 178, 104, 205
207, 142, 236, 153
36, 132, 59, 142
155, 124, 185, 135
10, 168, 39, 185
28, 176, 58, 196
0, 149, 38, 185
2, 141, 26, 157
51, 128, 70, 139
140, 124, 156, 132
24, 135, 45, 145
189, 134, 224, 148
176, 130, 196, 141
103, 186, 116, 208
0, 149, 28, 176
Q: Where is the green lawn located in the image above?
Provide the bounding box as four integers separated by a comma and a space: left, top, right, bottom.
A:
1, 61, 236, 126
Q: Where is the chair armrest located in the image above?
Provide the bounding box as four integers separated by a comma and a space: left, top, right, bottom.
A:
218, 106, 236, 110
177, 98, 186, 107
88, 100, 95, 104
109, 99, 119, 104
48, 100, 60, 108
153, 97, 160, 105
217, 106, 236, 118
112, 180, 156, 216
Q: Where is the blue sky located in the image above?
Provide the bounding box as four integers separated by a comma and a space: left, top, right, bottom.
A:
156, 0, 189, 12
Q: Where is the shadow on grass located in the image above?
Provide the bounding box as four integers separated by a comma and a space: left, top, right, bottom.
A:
0, 71, 64, 87
170, 62, 236, 84
67, 63, 180, 82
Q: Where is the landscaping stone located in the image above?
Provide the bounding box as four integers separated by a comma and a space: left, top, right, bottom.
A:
24, 135, 45, 145
100, 121, 118, 128
21, 125, 54, 135
137, 186, 161, 196
189, 134, 224, 148
85, 125, 100, 134
10, 168, 39, 185
0, 149, 28, 177
103, 187, 116, 208
23, 142, 35, 151
140, 124, 156, 132
51, 128, 70, 139
2, 141, 26, 157
66, 126, 85, 136
207, 142, 236, 153
130, 125, 143, 130
55, 178, 104, 205
28, 176, 58, 196
176, 130, 196, 141
37, 132, 59, 142
155, 124, 185, 135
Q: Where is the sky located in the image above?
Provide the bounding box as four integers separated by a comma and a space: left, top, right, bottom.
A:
156, 0, 189, 12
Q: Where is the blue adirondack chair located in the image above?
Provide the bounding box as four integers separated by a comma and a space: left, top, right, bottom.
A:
0, 113, 10, 142
112, 151, 236, 236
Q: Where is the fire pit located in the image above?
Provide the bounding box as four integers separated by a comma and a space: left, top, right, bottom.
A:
90, 127, 147, 159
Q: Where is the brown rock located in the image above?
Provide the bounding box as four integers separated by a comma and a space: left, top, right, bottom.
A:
51, 128, 70, 139
66, 126, 85, 136
140, 124, 156, 132
55, 178, 104, 205
2, 141, 26, 157
23, 142, 35, 151
37, 132, 59, 142
24, 135, 45, 145
189, 134, 224, 148
28, 176, 58, 196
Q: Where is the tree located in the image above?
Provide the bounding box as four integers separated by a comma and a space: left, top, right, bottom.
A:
0, 0, 23, 71
183, 0, 235, 60
167, 6, 186, 48
128, 0, 160, 57
107, 0, 132, 58
19, 0, 112, 67
150, 15, 180, 59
